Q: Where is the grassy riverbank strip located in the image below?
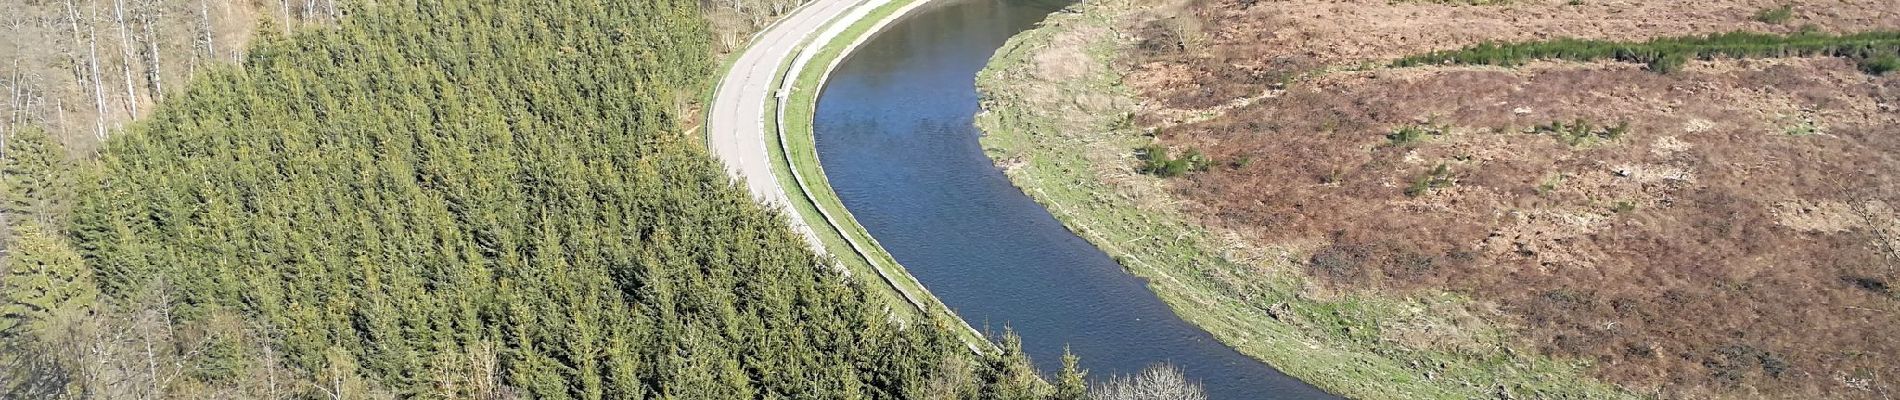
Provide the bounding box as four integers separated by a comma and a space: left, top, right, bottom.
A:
698, 0, 925, 322
972, 1, 1633, 398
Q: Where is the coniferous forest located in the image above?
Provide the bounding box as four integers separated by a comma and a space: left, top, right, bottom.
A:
0, 0, 1077, 398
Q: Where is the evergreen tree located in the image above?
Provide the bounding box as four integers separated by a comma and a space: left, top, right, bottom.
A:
1055, 347, 1088, 400
52, 0, 1061, 397
0, 222, 96, 340
1, 125, 69, 229
1, 124, 88, 340
983, 331, 1047, 400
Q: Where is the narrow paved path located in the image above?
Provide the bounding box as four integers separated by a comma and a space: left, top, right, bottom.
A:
707, 0, 863, 249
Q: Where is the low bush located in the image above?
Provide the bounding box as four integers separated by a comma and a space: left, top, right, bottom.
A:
1753, 4, 1795, 25
1535, 174, 1566, 196
1385, 124, 1446, 146
1533, 118, 1629, 146
1842, 275, 1892, 296
1139, 144, 1213, 177
1783, 118, 1822, 136
1861, 54, 1900, 74
1229, 155, 1255, 169
1405, 164, 1455, 197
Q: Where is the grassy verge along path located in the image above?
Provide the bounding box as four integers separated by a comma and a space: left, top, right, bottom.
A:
773, 0, 994, 349
700, 0, 919, 321
973, 0, 1634, 398
706, 0, 991, 348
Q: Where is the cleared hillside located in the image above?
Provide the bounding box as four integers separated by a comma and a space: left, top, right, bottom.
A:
979, 0, 1898, 398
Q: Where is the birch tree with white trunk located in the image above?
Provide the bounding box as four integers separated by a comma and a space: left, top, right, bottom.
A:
113, 0, 139, 117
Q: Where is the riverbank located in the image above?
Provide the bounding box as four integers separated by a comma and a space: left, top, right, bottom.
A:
972, 0, 1633, 398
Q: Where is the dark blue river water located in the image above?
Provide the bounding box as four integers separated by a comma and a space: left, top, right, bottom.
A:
810, 0, 1337, 398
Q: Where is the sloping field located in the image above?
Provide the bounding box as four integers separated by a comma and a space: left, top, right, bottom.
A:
980, 0, 1899, 398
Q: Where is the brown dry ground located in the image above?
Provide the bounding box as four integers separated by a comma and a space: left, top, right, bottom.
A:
1121, 0, 1900, 397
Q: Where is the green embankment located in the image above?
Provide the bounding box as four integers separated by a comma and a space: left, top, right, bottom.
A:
1393, 30, 1900, 74
702, 0, 926, 322
706, 0, 992, 348
972, 0, 1635, 398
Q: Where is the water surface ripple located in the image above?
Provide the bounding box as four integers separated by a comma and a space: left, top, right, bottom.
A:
812, 1, 1338, 398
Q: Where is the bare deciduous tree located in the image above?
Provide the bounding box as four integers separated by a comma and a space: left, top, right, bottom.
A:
1089, 364, 1207, 400
137, 0, 164, 99
63, 0, 109, 140
113, 0, 139, 117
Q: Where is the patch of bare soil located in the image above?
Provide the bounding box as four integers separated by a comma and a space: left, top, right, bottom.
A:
1120, 0, 1900, 397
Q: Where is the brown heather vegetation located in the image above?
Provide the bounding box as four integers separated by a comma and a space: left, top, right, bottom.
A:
1124, 0, 1900, 112
1117, 0, 1900, 397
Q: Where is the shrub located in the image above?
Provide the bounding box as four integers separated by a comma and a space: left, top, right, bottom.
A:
1605, 121, 1632, 139
1753, 4, 1795, 25
1229, 155, 1255, 169
1709, 344, 1792, 383
1542, 289, 1596, 309
1535, 118, 1630, 146
1860, 54, 1900, 75
1138, 144, 1213, 178
1647, 53, 1687, 74
1405, 164, 1455, 197
1842, 275, 1892, 296
1535, 174, 1565, 196
1625, 342, 1658, 358
1090, 364, 1208, 400
1778, 112, 1824, 136
1385, 124, 1445, 146
1309, 244, 1368, 281
1109, 112, 1137, 130
1139, 144, 1171, 174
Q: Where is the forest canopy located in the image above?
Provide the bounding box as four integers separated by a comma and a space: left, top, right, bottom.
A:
0, 0, 1071, 398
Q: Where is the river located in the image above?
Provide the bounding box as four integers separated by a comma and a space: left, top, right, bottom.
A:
810, 0, 1337, 398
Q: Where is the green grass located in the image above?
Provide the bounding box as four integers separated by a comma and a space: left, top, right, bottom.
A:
1393, 30, 1900, 74
1780, 114, 1824, 136
974, 1, 1637, 398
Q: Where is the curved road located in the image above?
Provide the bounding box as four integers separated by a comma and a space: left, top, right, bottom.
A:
707, 1, 1336, 398
707, 0, 866, 250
